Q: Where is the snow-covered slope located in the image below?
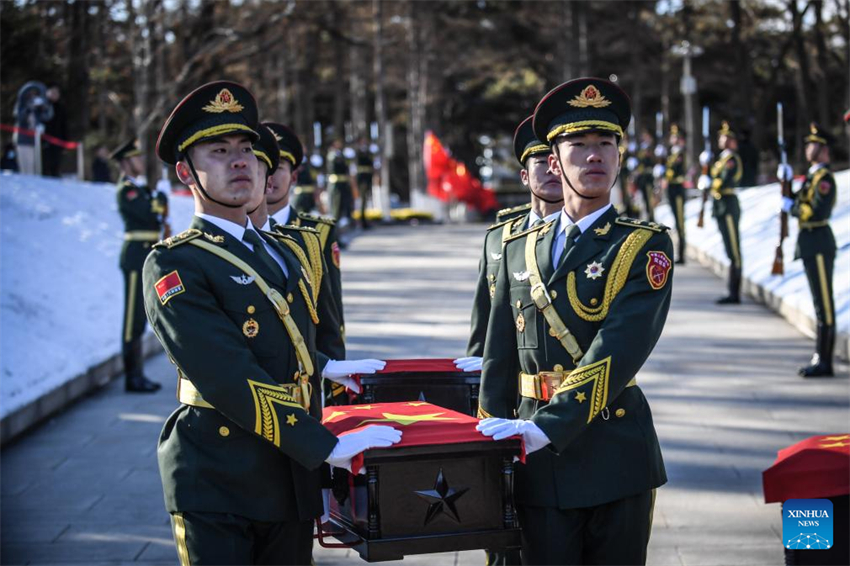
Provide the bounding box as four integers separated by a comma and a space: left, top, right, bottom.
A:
655, 169, 849, 354
0, 173, 195, 419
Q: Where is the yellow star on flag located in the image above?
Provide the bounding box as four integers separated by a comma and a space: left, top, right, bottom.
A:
575, 391, 587, 403
353, 405, 378, 410
286, 414, 298, 426
822, 435, 849, 441
819, 442, 849, 448
406, 402, 430, 407
358, 412, 457, 427
322, 410, 348, 423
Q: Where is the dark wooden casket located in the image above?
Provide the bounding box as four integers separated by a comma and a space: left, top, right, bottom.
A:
357, 359, 481, 416
321, 402, 522, 562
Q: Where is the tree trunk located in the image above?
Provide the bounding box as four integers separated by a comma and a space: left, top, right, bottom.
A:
729, 1, 755, 123
789, 0, 813, 163
406, 0, 423, 197
373, 0, 390, 213
557, 1, 574, 83
66, 0, 91, 140
812, 1, 832, 126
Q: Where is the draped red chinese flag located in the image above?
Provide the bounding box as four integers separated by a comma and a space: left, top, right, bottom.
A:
763, 434, 850, 503
322, 402, 523, 474
423, 131, 499, 213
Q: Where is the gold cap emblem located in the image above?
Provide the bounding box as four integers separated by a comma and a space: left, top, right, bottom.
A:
810, 123, 818, 135
272, 130, 283, 142
568, 85, 612, 109
202, 88, 244, 114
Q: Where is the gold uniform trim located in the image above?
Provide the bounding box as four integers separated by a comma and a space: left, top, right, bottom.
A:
520, 144, 550, 163
253, 149, 273, 170
553, 356, 612, 423
177, 123, 257, 153
816, 254, 833, 326
477, 406, 493, 419
567, 228, 654, 322
248, 379, 305, 448
279, 150, 297, 165
275, 236, 321, 324
724, 214, 741, 268
800, 220, 829, 229
124, 231, 161, 241
547, 121, 624, 142
675, 196, 685, 235
172, 513, 191, 566
124, 271, 138, 343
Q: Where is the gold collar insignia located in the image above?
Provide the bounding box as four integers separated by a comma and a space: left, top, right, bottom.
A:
203, 232, 225, 243
594, 222, 611, 236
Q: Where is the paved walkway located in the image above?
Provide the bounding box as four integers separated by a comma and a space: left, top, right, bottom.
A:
2, 223, 847, 565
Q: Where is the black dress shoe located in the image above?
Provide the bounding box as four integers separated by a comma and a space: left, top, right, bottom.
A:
675, 258, 686, 265
798, 364, 834, 378
716, 296, 741, 305
126, 375, 162, 393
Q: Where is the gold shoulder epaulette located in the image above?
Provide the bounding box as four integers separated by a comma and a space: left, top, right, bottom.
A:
486, 217, 516, 231
504, 219, 553, 243
154, 229, 203, 249
615, 217, 669, 233
496, 203, 531, 218
297, 211, 336, 226
276, 224, 320, 234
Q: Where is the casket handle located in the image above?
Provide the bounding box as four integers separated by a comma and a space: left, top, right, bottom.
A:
314, 519, 361, 548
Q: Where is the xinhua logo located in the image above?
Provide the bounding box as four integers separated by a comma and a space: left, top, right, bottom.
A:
783, 499, 833, 550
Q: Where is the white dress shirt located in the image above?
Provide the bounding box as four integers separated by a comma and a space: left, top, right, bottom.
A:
527, 209, 560, 228
270, 204, 292, 227
551, 204, 612, 267
196, 213, 288, 277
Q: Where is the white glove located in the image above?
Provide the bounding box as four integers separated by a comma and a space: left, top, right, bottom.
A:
322, 359, 386, 394
156, 178, 172, 194
476, 418, 550, 455
320, 488, 331, 524
781, 197, 794, 213
326, 425, 402, 471
699, 150, 712, 167
697, 174, 712, 192
776, 164, 793, 182
652, 163, 666, 180
453, 356, 482, 372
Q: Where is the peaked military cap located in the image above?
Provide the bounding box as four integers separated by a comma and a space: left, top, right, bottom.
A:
110, 138, 142, 162
669, 124, 685, 137
262, 122, 303, 168
253, 124, 280, 175
804, 122, 834, 146
513, 116, 550, 166
717, 120, 737, 139
533, 77, 631, 144
156, 81, 260, 165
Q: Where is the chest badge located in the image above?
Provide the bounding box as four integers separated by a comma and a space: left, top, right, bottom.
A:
584, 261, 605, 280
513, 270, 531, 282
230, 274, 255, 285
243, 318, 259, 338
515, 313, 526, 333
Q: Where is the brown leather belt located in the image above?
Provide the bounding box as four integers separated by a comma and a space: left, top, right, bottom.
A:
520, 371, 637, 402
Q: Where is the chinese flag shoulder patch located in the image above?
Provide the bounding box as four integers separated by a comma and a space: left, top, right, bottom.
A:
331, 241, 341, 269
155, 270, 185, 305
819, 181, 831, 195
645, 251, 671, 290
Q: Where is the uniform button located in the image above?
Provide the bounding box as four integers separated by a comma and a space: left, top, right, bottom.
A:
287, 293, 294, 303
247, 305, 256, 314
219, 426, 230, 437
554, 364, 564, 372
590, 298, 599, 306
516, 300, 522, 309
615, 409, 626, 418
550, 290, 558, 299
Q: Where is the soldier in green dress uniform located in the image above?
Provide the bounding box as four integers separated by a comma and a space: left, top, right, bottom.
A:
477, 78, 671, 566
663, 124, 687, 264
355, 137, 373, 229
456, 115, 563, 374
779, 123, 838, 377
634, 130, 656, 221
144, 81, 400, 565
699, 121, 743, 304
327, 138, 354, 224
292, 143, 320, 214
113, 137, 167, 392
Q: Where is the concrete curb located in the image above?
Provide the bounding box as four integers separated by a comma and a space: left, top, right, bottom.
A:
0, 334, 163, 446
687, 244, 849, 362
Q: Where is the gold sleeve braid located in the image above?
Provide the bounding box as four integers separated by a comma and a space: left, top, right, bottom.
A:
567, 229, 655, 322
276, 238, 320, 325
248, 379, 305, 448
553, 356, 612, 423
299, 231, 324, 301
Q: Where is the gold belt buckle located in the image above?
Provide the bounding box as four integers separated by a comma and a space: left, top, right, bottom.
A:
537, 371, 564, 401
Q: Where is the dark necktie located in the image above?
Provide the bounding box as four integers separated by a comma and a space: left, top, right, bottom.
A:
242, 229, 285, 281
559, 224, 582, 266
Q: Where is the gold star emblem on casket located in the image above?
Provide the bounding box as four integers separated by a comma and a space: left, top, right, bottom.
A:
358, 412, 457, 427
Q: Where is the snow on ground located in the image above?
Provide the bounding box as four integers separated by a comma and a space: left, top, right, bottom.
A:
0, 173, 195, 419
655, 169, 849, 340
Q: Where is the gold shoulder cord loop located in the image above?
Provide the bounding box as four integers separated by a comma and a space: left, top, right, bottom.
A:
274, 237, 321, 324
567, 228, 654, 322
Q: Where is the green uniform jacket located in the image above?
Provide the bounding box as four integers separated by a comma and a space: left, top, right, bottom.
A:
709, 149, 742, 218
480, 207, 670, 509
291, 212, 345, 338
467, 214, 528, 357
267, 221, 345, 370
117, 175, 167, 271
143, 216, 338, 522
791, 165, 837, 260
